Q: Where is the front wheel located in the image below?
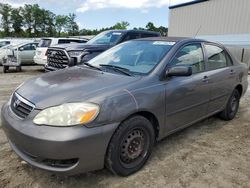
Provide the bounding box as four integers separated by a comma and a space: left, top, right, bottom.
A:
105, 116, 155, 176
219, 89, 240, 121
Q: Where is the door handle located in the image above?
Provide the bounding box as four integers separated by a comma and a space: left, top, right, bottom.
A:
230, 70, 236, 75
202, 76, 210, 83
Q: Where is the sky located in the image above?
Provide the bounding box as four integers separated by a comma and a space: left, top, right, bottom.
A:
1, 0, 193, 30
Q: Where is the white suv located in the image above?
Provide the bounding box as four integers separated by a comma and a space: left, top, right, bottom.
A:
34, 38, 88, 65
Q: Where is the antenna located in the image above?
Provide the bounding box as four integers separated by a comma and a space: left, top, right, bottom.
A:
194, 25, 202, 38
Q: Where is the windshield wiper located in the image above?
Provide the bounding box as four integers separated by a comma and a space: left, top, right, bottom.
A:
99, 64, 133, 76
82, 62, 102, 71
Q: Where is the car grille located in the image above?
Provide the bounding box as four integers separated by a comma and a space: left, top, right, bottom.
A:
47, 49, 70, 69
10, 93, 35, 119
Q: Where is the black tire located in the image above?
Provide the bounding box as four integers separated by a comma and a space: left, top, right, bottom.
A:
219, 89, 240, 121
105, 116, 155, 176
3, 66, 9, 73
16, 66, 21, 72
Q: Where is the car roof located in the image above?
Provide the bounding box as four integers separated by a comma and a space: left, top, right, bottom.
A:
135, 37, 207, 43
41, 37, 86, 40
106, 29, 160, 34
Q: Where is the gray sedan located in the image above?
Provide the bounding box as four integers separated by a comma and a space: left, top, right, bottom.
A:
1, 38, 248, 176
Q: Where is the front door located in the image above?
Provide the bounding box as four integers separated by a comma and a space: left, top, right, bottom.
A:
164, 43, 210, 133
19, 43, 36, 64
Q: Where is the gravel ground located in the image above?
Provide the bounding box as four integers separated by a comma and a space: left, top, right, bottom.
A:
0, 66, 250, 188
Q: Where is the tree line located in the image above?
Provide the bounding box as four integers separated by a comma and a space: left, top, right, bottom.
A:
0, 3, 168, 38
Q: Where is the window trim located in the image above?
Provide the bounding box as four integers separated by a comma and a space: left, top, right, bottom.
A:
167, 42, 206, 75
203, 42, 233, 71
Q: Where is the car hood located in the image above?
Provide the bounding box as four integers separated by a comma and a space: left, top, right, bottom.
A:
51, 43, 111, 52
17, 67, 140, 109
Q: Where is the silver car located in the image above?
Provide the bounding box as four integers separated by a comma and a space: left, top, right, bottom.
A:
1, 38, 248, 176
2, 42, 39, 73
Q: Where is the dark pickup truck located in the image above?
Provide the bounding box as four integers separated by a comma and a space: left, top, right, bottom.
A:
45, 30, 161, 71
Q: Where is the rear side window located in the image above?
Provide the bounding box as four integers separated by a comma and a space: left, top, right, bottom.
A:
38, 39, 52, 47
171, 44, 205, 74
204, 44, 229, 70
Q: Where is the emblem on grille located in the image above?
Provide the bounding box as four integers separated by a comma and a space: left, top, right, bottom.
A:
13, 98, 21, 108
51, 51, 57, 56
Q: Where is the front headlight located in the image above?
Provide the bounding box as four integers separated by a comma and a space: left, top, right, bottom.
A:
68, 51, 82, 57
33, 103, 99, 127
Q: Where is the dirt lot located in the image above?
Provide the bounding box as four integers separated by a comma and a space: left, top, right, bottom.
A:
0, 66, 250, 188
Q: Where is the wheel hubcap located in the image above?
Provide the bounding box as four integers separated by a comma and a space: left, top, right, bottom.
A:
230, 94, 238, 113
120, 130, 145, 163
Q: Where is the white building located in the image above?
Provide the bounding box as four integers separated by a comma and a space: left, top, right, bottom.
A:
168, 0, 250, 66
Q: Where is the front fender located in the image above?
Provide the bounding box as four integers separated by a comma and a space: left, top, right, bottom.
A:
86, 89, 138, 127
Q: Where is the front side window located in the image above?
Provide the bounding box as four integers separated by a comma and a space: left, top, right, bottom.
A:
86, 40, 175, 74
22, 44, 32, 51
170, 44, 205, 74
205, 44, 228, 70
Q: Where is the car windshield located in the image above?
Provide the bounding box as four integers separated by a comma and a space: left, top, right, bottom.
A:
38, 39, 52, 47
87, 31, 124, 45
86, 40, 175, 74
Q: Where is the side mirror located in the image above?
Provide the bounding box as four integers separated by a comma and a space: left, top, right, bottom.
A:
19, 47, 24, 51
166, 66, 192, 77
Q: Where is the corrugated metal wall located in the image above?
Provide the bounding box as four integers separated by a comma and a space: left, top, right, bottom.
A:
169, 0, 250, 37
227, 47, 250, 68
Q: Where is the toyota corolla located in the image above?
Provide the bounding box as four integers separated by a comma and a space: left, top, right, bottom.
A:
1, 38, 248, 176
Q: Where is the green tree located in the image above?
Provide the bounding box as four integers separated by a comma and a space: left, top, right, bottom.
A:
11, 7, 23, 36
146, 22, 168, 36
45, 10, 56, 37
112, 21, 130, 30
146, 22, 157, 31
67, 13, 79, 36
55, 15, 68, 37
32, 4, 39, 36
0, 3, 12, 36
22, 4, 33, 37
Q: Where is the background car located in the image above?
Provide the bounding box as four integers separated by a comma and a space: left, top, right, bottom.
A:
34, 37, 89, 66
0, 40, 11, 48
0, 44, 15, 65
2, 42, 39, 73
45, 30, 161, 72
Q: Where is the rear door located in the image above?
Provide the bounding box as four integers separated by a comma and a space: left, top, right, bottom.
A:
203, 43, 235, 114
164, 43, 210, 132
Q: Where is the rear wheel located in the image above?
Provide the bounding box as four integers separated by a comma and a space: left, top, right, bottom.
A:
105, 116, 155, 176
219, 89, 240, 120
3, 66, 9, 73
16, 66, 21, 72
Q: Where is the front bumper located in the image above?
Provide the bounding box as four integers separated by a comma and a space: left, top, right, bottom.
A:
1, 103, 119, 175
